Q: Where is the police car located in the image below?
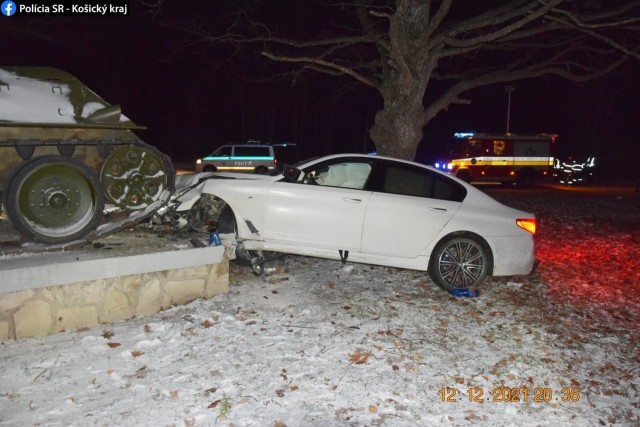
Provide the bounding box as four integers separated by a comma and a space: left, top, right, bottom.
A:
196, 141, 295, 174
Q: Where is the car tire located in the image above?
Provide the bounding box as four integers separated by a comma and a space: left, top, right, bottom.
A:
255, 166, 268, 175
428, 235, 491, 290
203, 165, 217, 173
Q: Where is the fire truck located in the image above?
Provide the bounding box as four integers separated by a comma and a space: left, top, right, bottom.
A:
433, 132, 557, 187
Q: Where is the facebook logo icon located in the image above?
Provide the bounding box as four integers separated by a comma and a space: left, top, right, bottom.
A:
1, 1, 16, 16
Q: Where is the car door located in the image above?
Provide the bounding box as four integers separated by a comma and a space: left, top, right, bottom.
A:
264, 158, 374, 251
361, 160, 466, 258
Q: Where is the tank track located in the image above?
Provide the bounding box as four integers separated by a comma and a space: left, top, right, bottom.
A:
0, 193, 171, 256
0, 144, 175, 256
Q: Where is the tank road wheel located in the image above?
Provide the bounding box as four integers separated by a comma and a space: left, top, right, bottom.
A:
4, 156, 105, 244
101, 146, 170, 210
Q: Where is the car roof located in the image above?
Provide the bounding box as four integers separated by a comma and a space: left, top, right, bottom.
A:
298, 153, 437, 171
219, 144, 272, 148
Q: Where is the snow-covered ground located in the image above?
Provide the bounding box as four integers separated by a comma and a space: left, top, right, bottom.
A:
1, 183, 639, 426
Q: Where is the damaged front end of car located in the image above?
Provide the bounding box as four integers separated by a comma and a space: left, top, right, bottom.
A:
150, 172, 270, 275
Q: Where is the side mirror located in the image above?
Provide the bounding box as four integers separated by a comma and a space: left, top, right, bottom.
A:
282, 166, 302, 182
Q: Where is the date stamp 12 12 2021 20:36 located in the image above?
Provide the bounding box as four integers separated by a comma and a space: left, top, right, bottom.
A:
439, 386, 581, 403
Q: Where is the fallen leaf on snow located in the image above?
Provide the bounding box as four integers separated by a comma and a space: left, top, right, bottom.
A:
131, 350, 144, 358
107, 342, 121, 348
465, 412, 484, 421
349, 350, 372, 365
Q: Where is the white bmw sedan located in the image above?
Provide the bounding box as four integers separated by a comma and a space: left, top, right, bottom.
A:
174, 154, 537, 291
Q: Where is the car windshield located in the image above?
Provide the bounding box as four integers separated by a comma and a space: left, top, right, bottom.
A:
269, 156, 320, 176
294, 156, 320, 167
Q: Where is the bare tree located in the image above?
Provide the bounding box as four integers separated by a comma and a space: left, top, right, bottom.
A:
163, 0, 640, 159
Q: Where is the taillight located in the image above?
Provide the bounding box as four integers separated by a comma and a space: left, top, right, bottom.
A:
516, 218, 536, 235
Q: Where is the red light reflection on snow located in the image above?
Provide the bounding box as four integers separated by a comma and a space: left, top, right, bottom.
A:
535, 229, 640, 314
483, 183, 640, 318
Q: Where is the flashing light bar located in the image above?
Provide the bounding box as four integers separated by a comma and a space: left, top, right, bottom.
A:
434, 162, 454, 170
454, 132, 475, 138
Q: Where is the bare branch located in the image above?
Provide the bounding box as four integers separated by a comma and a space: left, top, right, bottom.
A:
140, 0, 166, 21
261, 51, 379, 89
369, 10, 391, 20
436, 0, 564, 50
422, 0, 453, 43
553, 1, 640, 27
144, 0, 640, 158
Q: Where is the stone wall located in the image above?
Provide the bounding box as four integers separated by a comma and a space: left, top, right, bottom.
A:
0, 257, 228, 342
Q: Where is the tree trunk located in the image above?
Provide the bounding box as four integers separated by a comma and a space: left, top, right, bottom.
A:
369, 79, 427, 161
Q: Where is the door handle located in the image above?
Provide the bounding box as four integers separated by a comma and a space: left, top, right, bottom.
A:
430, 207, 447, 212
343, 198, 362, 203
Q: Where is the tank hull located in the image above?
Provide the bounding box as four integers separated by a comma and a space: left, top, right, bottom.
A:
0, 67, 174, 246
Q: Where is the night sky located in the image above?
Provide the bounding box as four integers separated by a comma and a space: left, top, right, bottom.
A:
2, 1, 639, 179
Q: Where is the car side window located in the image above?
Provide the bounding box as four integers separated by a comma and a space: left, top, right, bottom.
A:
302, 160, 373, 190
376, 161, 466, 202
213, 146, 232, 157
234, 146, 271, 157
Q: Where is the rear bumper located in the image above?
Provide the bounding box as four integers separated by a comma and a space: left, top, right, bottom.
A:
489, 234, 536, 276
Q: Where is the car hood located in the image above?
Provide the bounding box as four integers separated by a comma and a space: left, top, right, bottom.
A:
170, 171, 281, 212
174, 171, 277, 190
208, 171, 279, 181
